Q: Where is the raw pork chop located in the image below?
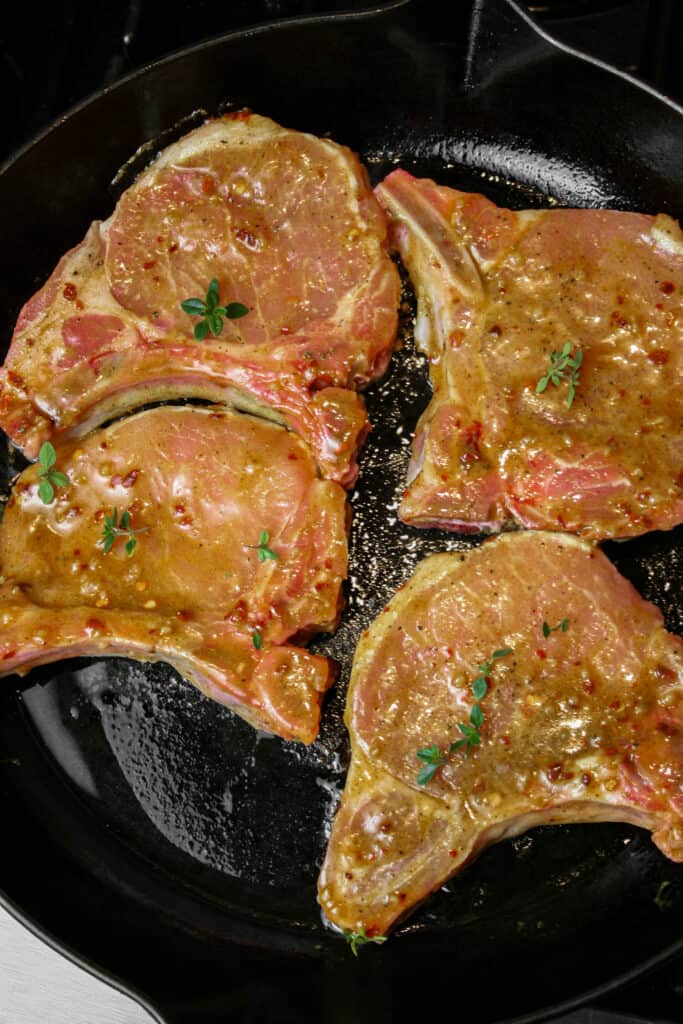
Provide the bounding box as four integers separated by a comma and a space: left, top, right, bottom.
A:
318, 532, 683, 935
0, 405, 348, 743
375, 169, 683, 539
0, 113, 400, 487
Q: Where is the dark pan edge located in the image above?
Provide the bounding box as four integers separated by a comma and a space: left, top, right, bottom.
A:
0, 1, 682, 1021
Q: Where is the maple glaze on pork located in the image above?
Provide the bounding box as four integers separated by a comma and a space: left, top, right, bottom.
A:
0, 113, 400, 486
376, 170, 683, 539
319, 533, 683, 935
0, 406, 348, 743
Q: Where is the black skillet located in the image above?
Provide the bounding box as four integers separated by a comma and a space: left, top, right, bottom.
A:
1, 1, 682, 1021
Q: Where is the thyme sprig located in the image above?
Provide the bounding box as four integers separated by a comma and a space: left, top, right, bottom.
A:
37, 442, 70, 504
100, 508, 148, 557
416, 647, 513, 785
180, 278, 248, 340
343, 927, 387, 957
536, 342, 583, 408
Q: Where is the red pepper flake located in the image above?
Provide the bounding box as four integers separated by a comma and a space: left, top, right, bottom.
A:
287, 452, 298, 461
344, 872, 354, 880
2, 650, 17, 661
536, 648, 547, 659
201, 175, 216, 195
7, 370, 25, 389
176, 609, 194, 622
581, 772, 593, 786
546, 763, 563, 782
85, 618, 105, 636
280, 326, 291, 335
583, 678, 596, 694
63, 282, 78, 301
610, 310, 629, 328
143, 259, 156, 270
641, 395, 651, 406
122, 469, 139, 488
647, 349, 670, 365
489, 324, 502, 336
450, 330, 464, 347
660, 281, 675, 295
448, 849, 459, 857
501, 735, 511, 747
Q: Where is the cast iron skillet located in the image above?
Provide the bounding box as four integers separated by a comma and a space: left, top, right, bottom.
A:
1, 1, 682, 1021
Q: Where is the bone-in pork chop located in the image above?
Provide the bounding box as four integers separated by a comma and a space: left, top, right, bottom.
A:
318, 532, 683, 935
375, 170, 683, 539
0, 113, 400, 486
0, 406, 348, 743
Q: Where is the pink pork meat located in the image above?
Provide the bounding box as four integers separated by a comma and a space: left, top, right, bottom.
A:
375, 169, 683, 539
0, 113, 400, 487
0, 405, 348, 743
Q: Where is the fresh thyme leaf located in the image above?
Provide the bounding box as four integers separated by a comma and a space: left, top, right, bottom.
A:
39, 442, 56, 470
181, 278, 249, 341
471, 675, 488, 701
417, 763, 439, 786
100, 506, 148, 556
226, 301, 249, 319
37, 442, 70, 504
470, 703, 484, 729
253, 629, 263, 650
206, 277, 220, 307
247, 529, 280, 563
493, 647, 513, 660
180, 298, 206, 316
38, 479, 54, 505
536, 344, 583, 408
415, 743, 447, 785
342, 927, 386, 957
542, 618, 570, 638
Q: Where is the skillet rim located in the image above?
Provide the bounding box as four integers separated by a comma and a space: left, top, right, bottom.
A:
1, 1, 682, 1021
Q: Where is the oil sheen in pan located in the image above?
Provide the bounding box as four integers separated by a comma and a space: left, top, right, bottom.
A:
11, 155, 683, 941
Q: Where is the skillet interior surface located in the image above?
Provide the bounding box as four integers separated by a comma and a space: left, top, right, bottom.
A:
0, 1, 682, 1021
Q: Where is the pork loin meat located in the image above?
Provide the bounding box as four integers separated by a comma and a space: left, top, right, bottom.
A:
318, 532, 683, 935
0, 113, 400, 486
375, 170, 683, 539
0, 406, 348, 743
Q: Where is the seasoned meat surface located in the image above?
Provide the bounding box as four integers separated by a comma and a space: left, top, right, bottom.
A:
318, 532, 683, 935
375, 170, 683, 538
0, 406, 348, 743
0, 113, 400, 486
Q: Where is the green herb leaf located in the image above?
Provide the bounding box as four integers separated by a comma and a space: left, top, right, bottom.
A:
253, 629, 263, 650
417, 763, 439, 786
39, 442, 56, 470
470, 703, 484, 729
342, 927, 387, 957
36, 442, 70, 504
38, 479, 54, 504
536, 344, 583, 408
415, 743, 447, 785
247, 530, 280, 563
543, 618, 569, 638
182, 279, 248, 341
180, 298, 207, 316
471, 676, 488, 701
100, 506, 148, 556
226, 301, 249, 319
493, 647, 513, 660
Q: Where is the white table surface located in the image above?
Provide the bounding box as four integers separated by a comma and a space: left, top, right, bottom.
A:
0, 904, 157, 1024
